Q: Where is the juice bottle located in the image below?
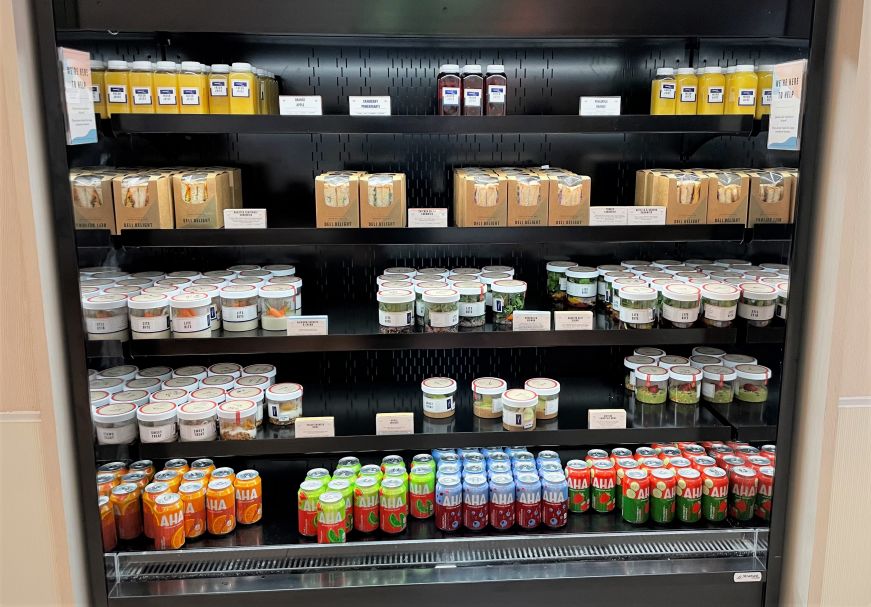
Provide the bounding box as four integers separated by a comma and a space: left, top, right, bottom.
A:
208, 64, 230, 114
649, 67, 676, 115
723, 65, 736, 112
461, 64, 484, 116
675, 68, 698, 115
697, 66, 726, 115
437, 64, 462, 116
154, 61, 179, 113
755, 65, 774, 119
726, 64, 758, 115
90, 60, 108, 118
229, 62, 258, 115
485, 64, 507, 116
178, 61, 209, 114
105, 60, 131, 116
129, 61, 155, 113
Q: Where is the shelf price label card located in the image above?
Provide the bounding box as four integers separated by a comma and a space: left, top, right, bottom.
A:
512, 311, 551, 331
287, 315, 329, 336
349, 96, 391, 116
588, 409, 627, 429
58, 47, 97, 145
279, 95, 323, 115
768, 59, 807, 151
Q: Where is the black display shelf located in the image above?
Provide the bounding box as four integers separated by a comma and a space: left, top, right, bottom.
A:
704, 400, 779, 443
748, 224, 795, 241
743, 323, 787, 345
110, 114, 756, 136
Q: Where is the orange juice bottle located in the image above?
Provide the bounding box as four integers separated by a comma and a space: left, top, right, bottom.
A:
105, 60, 131, 115
179, 482, 207, 538
755, 65, 774, 119
229, 62, 258, 115
206, 479, 236, 535
96, 473, 118, 497
154, 61, 180, 114
109, 482, 142, 540
98, 495, 117, 551
234, 469, 263, 524
725, 64, 758, 115
129, 60, 155, 113
178, 61, 209, 114
142, 482, 170, 539
723, 65, 736, 112
153, 469, 181, 492
675, 68, 698, 115
697, 66, 726, 115
153, 493, 185, 550
650, 68, 676, 115
208, 64, 230, 114
90, 60, 108, 119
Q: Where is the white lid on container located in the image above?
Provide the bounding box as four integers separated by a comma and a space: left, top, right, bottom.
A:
700, 283, 741, 301
481, 265, 514, 275
237, 375, 270, 389
104, 285, 141, 297
726, 65, 737, 74
776, 281, 789, 298
204, 270, 235, 279
669, 365, 702, 382
421, 377, 457, 395
93, 403, 137, 423
676, 67, 696, 75
604, 271, 634, 284
736, 64, 755, 72
90, 390, 111, 408
163, 377, 198, 390
80, 279, 115, 290
177, 400, 217, 421
266, 382, 303, 402
566, 265, 598, 279
263, 264, 296, 276
150, 388, 190, 406
201, 375, 235, 390
659, 355, 689, 368
131, 60, 152, 71
117, 277, 153, 288
735, 364, 771, 381
242, 364, 276, 378
625, 355, 655, 370
687, 278, 719, 287
491, 279, 527, 294
702, 66, 724, 74
210, 63, 230, 73
137, 402, 177, 423
721, 354, 757, 368
656, 67, 675, 76
221, 284, 259, 299
501, 389, 538, 407
185, 285, 220, 297
143, 286, 180, 297
524, 378, 560, 396
471, 377, 507, 395
621, 260, 649, 268
155, 61, 177, 71
384, 266, 416, 276
635, 347, 665, 358
259, 284, 298, 298
170, 292, 210, 308
380, 280, 414, 290
240, 269, 271, 279
417, 267, 449, 277
462, 64, 482, 74
440, 64, 460, 72
452, 281, 485, 297
692, 346, 725, 358
740, 282, 777, 300
715, 258, 751, 267
217, 400, 257, 419
478, 272, 510, 285
635, 365, 668, 381
190, 387, 226, 403
486, 64, 505, 73
618, 285, 657, 301
451, 267, 480, 276
90, 59, 106, 69
127, 293, 168, 309
82, 294, 127, 310
422, 288, 460, 303
126, 377, 161, 391
662, 283, 701, 302
702, 365, 737, 382
690, 355, 722, 369
208, 363, 242, 377
377, 288, 415, 304
227, 387, 264, 403
268, 275, 302, 287
111, 390, 149, 406
98, 365, 139, 380
232, 277, 266, 287
757, 64, 775, 72
180, 61, 203, 72
90, 377, 124, 393
227, 264, 260, 273
545, 261, 574, 273
107, 60, 128, 70
174, 365, 208, 379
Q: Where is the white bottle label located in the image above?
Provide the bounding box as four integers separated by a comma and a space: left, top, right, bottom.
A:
492, 296, 505, 313
140, 423, 177, 443
180, 420, 216, 441
210, 78, 228, 97
130, 314, 170, 333
379, 309, 413, 327
597, 280, 608, 298
738, 302, 775, 320
619, 308, 654, 324
133, 87, 152, 105
704, 303, 737, 321
662, 304, 700, 323
485, 290, 493, 307
428, 310, 458, 328
86, 314, 128, 334
659, 82, 676, 99
268, 402, 300, 423
108, 85, 128, 104
487, 85, 506, 103
181, 88, 200, 105
423, 395, 453, 414
157, 87, 178, 105
415, 299, 426, 317
612, 294, 620, 312
231, 79, 250, 98
707, 87, 724, 103
464, 89, 482, 107
91, 85, 101, 103
567, 282, 596, 298
96, 423, 136, 445
680, 86, 697, 102
544, 396, 559, 415
172, 314, 210, 333
458, 301, 485, 317
762, 88, 772, 106
224, 304, 258, 322
442, 87, 460, 106
738, 88, 756, 106
558, 277, 567, 290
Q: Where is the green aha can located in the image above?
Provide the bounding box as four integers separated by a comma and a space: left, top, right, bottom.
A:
649, 468, 676, 524
676, 468, 702, 523
621, 469, 650, 525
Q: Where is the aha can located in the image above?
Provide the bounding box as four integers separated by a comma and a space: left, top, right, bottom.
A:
297, 480, 324, 537
353, 476, 380, 532
536, 450, 562, 470
327, 479, 354, 532
729, 466, 758, 521
515, 473, 542, 529
488, 461, 512, 479
463, 474, 489, 531
305, 468, 332, 488
640, 457, 665, 474
707, 445, 733, 459
610, 448, 633, 464
734, 445, 760, 458
745, 455, 772, 474
379, 477, 408, 533
110, 483, 142, 540
755, 466, 775, 520
676, 468, 702, 523
668, 457, 692, 472
760, 445, 776, 466
98, 495, 117, 551
649, 468, 676, 524
211, 467, 236, 485
178, 481, 207, 538
701, 467, 729, 522
635, 446, 657, 461
585, 449, 609, 467
681, 444, 706, 460
659, 447, 682, 466
412, 453, 436, 475
489, 473, 515, 529
381, 454, 406, 472
234, 470, 263, 525
164, 458, 189, 476
591, 460, 617, 513
435, 475, 462, 531
182, 470, 209, 487
96, 473, 118, 499
614, 457, 639, 509
431, 448, 456, 464
358, 464, 383, 482
716, 454, 745, 474
541, 472, 569, 528
153, 470, 181, 493
153, 493, 185, 550
438, 463, 461, 479
317, 491, 347, 543
621, 469, 650, 525
142, 482, 170, 539
206, 479, 236, 535
690, 455, 717, 472
128, 459, 156, 480
565, 460, 590, 513
337, 456, 362, 475
409, 466, 435, 519
98, 461, 128, 482
190, 458, 215, 477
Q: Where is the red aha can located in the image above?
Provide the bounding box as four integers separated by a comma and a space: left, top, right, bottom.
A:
591, 461, 617, 513
728, 466, 758, 521
754, 466, 775, 520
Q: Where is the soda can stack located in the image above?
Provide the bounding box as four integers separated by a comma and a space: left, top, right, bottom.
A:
353, 476, 380, 532
541, 472, 569, 528
327, 479, 353, 533
317, 491, 346, 543
728, 466, 758, 521
489, 473, 516, 529
435, 475, 463, 531
701, 467, 729, 522
515, 473, 543, 529
565, 460, 590, 513
409, 465, 435, 519
649, 468, 676, 524
621, 469, 650, 525
462, 474, 489, 530
590, 460, 617, 513
380, 477, 408, 533
676, 468, 703, 523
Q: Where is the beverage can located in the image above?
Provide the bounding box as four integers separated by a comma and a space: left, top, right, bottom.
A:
153, 493, 185, 550
515, 473, 542, 529
463, 474, 489, 530
234, 470, 263, 525
676, 468, 702, 523
650, 468, 676, 524
729, 466, 758, 521
297, 480, 324, 537
353, 476, 380, 532
179, 482, 207, 538
206, 479, 236, 535
409, 466, 435, 519
489, 473, 515, 529
110, 483, 142, 540
435, 475, 462, 531
621, 469, 650, 525
379, 477, 408, 534
541, 472, 569, 528
754, 466, 775, 520
565, 460, 590, 513
317, 491, 346, 543
591, 461, 617, 513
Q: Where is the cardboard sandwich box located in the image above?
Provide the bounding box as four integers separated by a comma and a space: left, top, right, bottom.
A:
172, 169, 233, 229
650, 171, 709, 225
315, 170, 365, 228
113, 171, 175, 231
704, 171, 750, 225
70, 172, 117, 233
360, 173, 407, 228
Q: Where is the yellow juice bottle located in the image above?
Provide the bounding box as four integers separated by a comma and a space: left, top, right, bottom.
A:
755, 65, 774, 119
697, 66, 726, 115
154, 61, 179, 113
650, 67, 676, 115
229, 63, 258, 115
129, 61, 155, 113
178, 61, 209, 114
105, 60, 131, 115
208, 64, 230, 114
725, 64, 758, 115
723, 66, 736, 113
675, 68, 698, 115
90, 60, 108, 119
257, 68, 268, 115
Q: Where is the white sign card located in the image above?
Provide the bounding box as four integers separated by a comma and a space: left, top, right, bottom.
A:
223, 209, 267, 229
512, 311, 551, 331
588, 409, 628, 429
554, 310, 593, 330
768, 59, 807, 151
408, 208, 449, 228
627, 207, 666, 225
286, 315, 329, 336
376, 412, 415, 435
579, 96, 622, 116
59, 48, 97, 145
349, 96, 392, 116
279, 95, 323, 115
589, 206, 629, 226
295, 417, 335, 438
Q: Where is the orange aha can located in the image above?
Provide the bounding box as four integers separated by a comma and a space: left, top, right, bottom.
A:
182, 470, 209, 487
142, 482, 171, 539
164, 459, 190, 476
109, 482, 142, 540
190, 458, 216, 478
153, 470, 181, 492
96, 473, 119, 498
179, 482, 207, 538
121, 471, 150, 491
234, 469, 263, 525
211, 467, 236, 484
99, 495, 117, 551
153, 493, 185, 550
128, 459, 156, 480
206, 479, 236, 535
98, 461, 128, 482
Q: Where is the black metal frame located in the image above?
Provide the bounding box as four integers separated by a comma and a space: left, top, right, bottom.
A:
29, 0, 831, 605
